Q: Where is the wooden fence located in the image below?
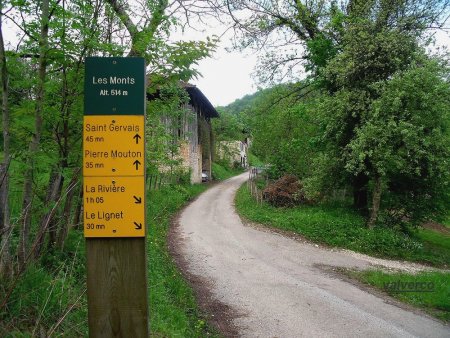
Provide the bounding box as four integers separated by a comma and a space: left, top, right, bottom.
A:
247, 167, 269, 205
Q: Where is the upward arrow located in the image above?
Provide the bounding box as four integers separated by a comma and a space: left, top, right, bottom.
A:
133, 160, 141, 170
133, 134, 141, 144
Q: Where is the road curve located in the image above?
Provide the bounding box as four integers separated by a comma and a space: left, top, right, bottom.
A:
175, 173, 449, 337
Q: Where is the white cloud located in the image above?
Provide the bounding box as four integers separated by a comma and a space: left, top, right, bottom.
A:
192, 47, 258, 107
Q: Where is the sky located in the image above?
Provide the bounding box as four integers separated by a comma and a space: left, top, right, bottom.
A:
171, 20, 260, 108
191, 47, 258, 107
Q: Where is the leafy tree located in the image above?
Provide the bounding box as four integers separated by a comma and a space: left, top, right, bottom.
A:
0, 0, 12, 276
0, 0, 216, 279
212, 107, 246, 141
216, 0, 450, 226
316, 4, 450, 225
244, 84, 318, 178
343, 59, 450, 227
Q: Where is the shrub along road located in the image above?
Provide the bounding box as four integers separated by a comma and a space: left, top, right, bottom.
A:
174, 173, 449, 337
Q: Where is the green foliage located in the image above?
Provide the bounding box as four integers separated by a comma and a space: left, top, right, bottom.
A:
0, 232, 87, 336
212, 161, 243, 181
214, 89, 271, 143
0, 0, 218, 334
146, 83, 191, 177
217, 91, 263, 116
305, 33, 336, 73
347, 270, 450, 321
320, 49, 450, 224
1, 183, 218, 336
236, 185, 450, 267
244, 84, 319, 179
212, 107, 246, 141
247, 151, 263, 167
224, 0, 450, 228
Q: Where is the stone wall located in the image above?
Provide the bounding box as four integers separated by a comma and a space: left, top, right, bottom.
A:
159, 104, 214, 184
217, 140, 248, 168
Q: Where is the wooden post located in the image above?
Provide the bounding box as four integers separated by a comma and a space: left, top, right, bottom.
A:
83, 57, 148, 337
86, 239, 148, 337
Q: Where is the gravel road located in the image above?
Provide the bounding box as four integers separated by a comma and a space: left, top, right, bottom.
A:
175, 173, 449, 337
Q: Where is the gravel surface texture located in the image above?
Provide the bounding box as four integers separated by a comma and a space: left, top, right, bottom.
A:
174, 173, 449, 337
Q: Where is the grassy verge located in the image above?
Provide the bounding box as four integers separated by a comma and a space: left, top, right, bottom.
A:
0, 183, 216, 337
248, 151, 264, 167
442, 214, 450, 228
212, 162, 243, 181
148, 184, 218, 337
0, 231, 88, 336
344, 270, 450, 322
235, 185, 450, 267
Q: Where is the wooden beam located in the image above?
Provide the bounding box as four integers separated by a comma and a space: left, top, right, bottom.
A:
86, 238, 148, 337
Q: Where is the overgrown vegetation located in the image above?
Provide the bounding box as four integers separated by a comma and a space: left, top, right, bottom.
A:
236, 185, 450, 267
212, 161, 243, 181
344, 270, 450, 322
0, 231, 87, 336
0, 183, 216, 336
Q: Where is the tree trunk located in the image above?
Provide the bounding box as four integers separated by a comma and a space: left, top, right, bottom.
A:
33, 169, 63, 258
31, 172, 64, 261
56, 169, 80, 249
72, 188, 83, 230
105, 0, 167, 58
0, 2, 12, 277
18, 0, 50, 268
367, 175, 382, 229
353, 172, 369, 216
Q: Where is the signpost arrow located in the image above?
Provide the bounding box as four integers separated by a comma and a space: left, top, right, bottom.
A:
133, 196, 142, 204
134, 222, 142, 230
133, 160, 141, 170
133, 134, 141, 144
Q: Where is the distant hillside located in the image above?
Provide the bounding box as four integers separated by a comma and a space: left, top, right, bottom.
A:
218, 83, 296, 115
218, 89, 265, 115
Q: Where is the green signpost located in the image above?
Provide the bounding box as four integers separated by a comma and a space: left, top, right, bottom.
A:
84, 57, 149, 337
84, 57, 145, 115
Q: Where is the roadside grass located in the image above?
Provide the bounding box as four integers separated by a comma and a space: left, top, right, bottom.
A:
248, 152, 264, 167
147, 184, 219, 337
344, 270, 450, 322
416, 229, 450, 264
0, 183, 216, 337
212, 162, 243, 181
0, 231, 88, 337
235, 185, 450, 267
442, 214, 450, 228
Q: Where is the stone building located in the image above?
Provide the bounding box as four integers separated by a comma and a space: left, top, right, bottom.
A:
217, 138, 250, 169
179, 84, 219, 183
148, 83, 219, 184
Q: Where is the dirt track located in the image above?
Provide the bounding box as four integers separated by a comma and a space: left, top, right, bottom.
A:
173, 173, 449, 337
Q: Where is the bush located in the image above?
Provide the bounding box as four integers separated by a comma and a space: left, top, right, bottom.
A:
263, 175, 312, 207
